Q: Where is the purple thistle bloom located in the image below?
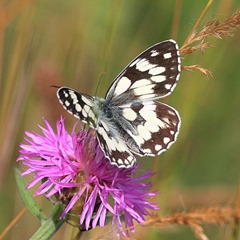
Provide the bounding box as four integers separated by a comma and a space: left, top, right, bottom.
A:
17, 117, 158, 234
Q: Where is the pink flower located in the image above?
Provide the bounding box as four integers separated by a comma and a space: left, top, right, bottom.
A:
17, 117, 158, 234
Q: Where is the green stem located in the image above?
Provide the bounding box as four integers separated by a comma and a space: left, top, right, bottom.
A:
30, 204, 67, 240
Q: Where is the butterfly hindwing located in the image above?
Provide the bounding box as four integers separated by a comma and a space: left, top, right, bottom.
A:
106, 40, 180, 105
118, 100, 180, 156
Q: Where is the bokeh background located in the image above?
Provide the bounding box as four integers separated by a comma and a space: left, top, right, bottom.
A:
1, 0, 240, 239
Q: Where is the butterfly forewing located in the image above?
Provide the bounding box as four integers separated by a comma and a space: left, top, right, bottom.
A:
57, 88, 96, 127
106, 40, 180, 105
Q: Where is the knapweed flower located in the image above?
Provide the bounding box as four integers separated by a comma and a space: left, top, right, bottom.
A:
17, 117, 158, 234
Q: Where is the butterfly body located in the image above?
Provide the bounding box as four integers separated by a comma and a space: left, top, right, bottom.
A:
57, 40, 181, 168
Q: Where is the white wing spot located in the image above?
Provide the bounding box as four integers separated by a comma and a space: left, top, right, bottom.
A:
75, 103, 82, 112
69, 91, 75, 95
117, 159, 123, 165
165, 84, 171, 90
136, 58, 157, 72
65, 100, 70, 107
88, 110, 96, 122
69, 92, 78, 104
170, 130, 175, 135
163, 137, 171, 144
133, 84, 154, 96
130, 79, 151, 89
163, 52, 172, 59
149, 66, 165, 75
139, 106, 157, 121
73, 99, 79, 105
143, 148, 152, 154
63, 91, 69, 97
144, 121, 159, 132
84, 105, 90, 113
151, 75, 166, 83
155, 144, 162, 151
141, 102, 156, 110
124, 159, 129, 166
168, 109, 176, 116
82, 109, 87, 118
150, 50, 159, 57
114, 77, 131, 96
122, 108, 137, 121
137, 125, 151, 140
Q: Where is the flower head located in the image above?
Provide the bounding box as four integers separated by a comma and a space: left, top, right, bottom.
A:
17, 117, 158, 234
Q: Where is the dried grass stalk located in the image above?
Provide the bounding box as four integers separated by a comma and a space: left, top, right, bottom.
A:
182, 65, 212, 77
180, 11, 240, 77
180, 11, 240, 55
138, 207, 240, 240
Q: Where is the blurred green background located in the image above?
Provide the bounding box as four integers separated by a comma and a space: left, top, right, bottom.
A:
0, 0, 240, 239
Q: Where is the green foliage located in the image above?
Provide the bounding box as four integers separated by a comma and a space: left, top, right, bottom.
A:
15, 168, 46, 222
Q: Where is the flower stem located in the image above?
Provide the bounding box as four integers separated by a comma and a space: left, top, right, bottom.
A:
30, 204, 67, 240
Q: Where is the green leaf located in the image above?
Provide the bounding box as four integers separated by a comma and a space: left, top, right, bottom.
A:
15, 168, 47, 221
30, 204, 67, 240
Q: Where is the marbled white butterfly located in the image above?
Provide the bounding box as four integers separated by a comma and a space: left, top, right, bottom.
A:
57, 39, 181, 168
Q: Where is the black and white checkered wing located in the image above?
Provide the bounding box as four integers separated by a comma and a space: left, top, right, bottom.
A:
57, 88, 96, 127
118, 101, 180, 157
106, 40, 180, 104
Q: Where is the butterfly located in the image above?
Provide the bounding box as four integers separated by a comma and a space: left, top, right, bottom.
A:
57, 39, 181, 168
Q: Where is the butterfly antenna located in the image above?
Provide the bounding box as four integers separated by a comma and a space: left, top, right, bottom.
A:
94, 73, 107, 97
51, 85, 61, 89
